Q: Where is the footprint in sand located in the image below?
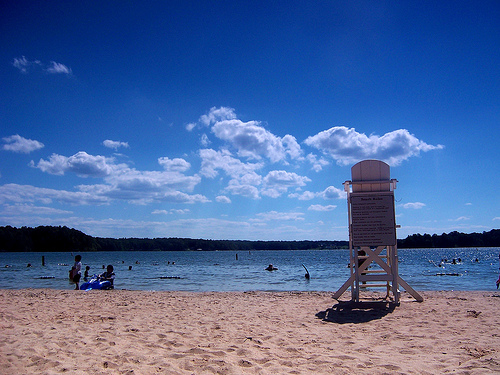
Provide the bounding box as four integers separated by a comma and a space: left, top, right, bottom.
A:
238, 359, 253, 367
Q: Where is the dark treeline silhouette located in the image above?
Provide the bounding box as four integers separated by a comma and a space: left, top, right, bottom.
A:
0, 226, 498, 252
0, 226, 347, 252
397, 229, 500, 248
0, 225, 96, 252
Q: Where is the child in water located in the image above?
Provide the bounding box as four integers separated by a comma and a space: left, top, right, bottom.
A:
99, 265, 115, 289
84, 265, 90, 281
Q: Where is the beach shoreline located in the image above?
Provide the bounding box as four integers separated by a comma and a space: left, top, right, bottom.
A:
1, 289, 499, 374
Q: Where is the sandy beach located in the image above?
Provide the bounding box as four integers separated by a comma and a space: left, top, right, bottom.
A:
0, 289, 499, 374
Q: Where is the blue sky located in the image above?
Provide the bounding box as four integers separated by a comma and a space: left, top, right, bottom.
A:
1, 1, 499, 240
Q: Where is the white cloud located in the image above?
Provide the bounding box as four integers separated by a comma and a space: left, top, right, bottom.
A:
238, 172, 263, 186
30, 150, 207, 204
200, 106, 237, 127
401, 202, 426, 209
199, 148, 263, 178
12, 56, 72, 75
151, 209, 169, 215
159, 191, 209, 204
288, 191, 316, 200
2, 134, 44, 154
199, 148, 307, 200
282, 134, 303, 160
12, 56, 29, 72
76, 176, 207, 204
46, 61, 72, 75
451, 216, 470, 221
251, 211, 305, 222
171, 209, 191, 214
212, 118, 302, 163
103, 169, 202, 195
103, 140, 129, 150
192, 107, 303, 164
200, 133, 211, 146
289, 185, 345, 201
318, 186, 346, 200
224, 181, 260, 199
261, 170, 311, 198
30, 154, 67, 175
306, 153, 330, 172
12, 56, 41, 73
152, 208, 190, 215
158, 157, 191, 172
304, 126, 444, 166
0, 184, 110, 205
0, 204, 73, 216
69, 152, 120, 177
32, 152, 118, 177
216, 195, 232, 204
308, 204, 337, 211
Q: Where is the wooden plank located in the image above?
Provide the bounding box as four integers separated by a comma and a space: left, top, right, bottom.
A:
351, 160, 391, 192
359, 274, 394, 282
359, 284, 389, 288
397, 276, 424, 302
332, 274, 355, 300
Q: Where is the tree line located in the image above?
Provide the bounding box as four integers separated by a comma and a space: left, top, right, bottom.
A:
0, 225, 498, 252
0, 225, 347, 252
396, 229, 500, 248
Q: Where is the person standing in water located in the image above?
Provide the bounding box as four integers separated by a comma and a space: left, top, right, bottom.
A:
71, 255, 82, 290
497, 253, 500, 289
84, 265, 90, 281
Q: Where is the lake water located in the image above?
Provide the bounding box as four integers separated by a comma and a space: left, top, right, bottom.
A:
0, 248, 499, 292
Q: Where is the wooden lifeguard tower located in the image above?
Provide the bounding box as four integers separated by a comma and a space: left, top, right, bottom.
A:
333, 160, 423, 304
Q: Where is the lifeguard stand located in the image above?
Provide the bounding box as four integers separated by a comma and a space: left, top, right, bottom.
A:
333, 160, 423, 303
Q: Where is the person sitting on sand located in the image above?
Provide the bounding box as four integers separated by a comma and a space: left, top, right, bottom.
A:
99, 265, 115, 289
265, 264, 278, 271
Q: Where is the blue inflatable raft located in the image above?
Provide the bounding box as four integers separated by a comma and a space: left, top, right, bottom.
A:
80, 275, 113, 291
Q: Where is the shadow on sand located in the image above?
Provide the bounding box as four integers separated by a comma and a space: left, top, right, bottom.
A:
316, 300, 397, 324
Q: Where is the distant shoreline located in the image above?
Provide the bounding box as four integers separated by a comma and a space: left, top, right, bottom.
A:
1, 225, 499, 252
